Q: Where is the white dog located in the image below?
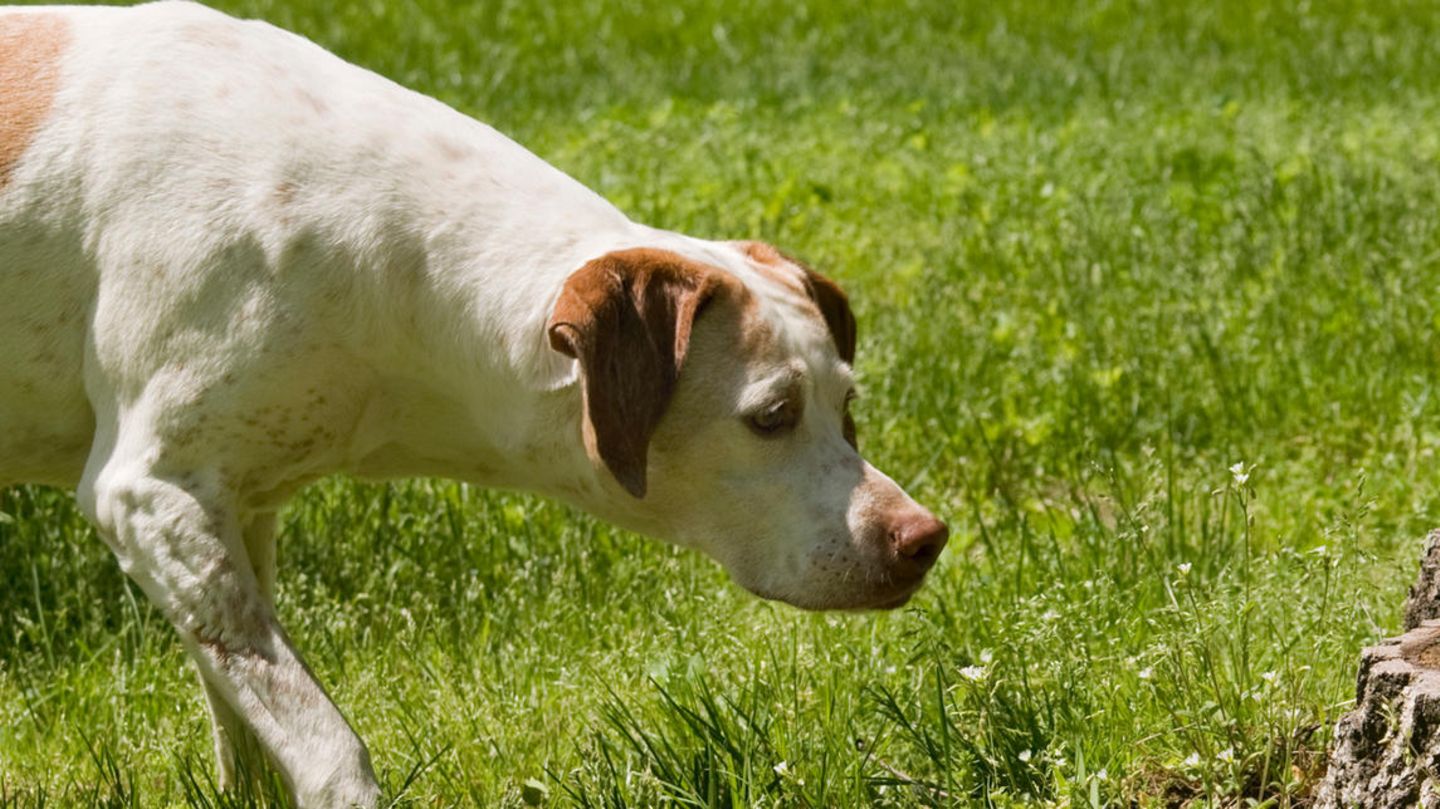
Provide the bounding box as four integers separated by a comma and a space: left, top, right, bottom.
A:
0, 2, 949, 805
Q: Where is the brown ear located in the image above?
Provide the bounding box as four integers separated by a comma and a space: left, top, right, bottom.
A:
800, 268, 856, 364
547, 248, 730, 498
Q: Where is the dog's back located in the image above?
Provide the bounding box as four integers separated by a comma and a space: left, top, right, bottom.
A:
0, 2, 627, 490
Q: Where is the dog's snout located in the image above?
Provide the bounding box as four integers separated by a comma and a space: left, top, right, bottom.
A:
890, 512, 949, 573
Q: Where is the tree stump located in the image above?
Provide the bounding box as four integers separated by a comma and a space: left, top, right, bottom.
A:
1317, 531, 1440, 808
1405, 531, 1440, 632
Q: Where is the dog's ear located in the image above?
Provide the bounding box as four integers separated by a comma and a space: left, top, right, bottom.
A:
799, 268, 856, 364
547, 248, 731, 498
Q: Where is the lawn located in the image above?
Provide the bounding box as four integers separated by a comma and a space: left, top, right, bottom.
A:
4, 0, 1440, 805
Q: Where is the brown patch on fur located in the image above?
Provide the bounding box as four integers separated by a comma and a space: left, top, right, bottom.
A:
735, 240, 807, 294
548, 248, 747, 498
737, 240, 783, 266
0, 13, 71, 191
734, 241, 856, 363
273, 181, 296, 206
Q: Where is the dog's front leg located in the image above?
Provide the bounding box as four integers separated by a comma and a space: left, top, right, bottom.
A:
81, 457, 378, 808
196, 510, 279, 792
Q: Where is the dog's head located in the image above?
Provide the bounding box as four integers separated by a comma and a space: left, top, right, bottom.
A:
546, 242, 947, 610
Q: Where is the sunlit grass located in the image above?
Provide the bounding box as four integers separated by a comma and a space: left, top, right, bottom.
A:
4, 0, 1440, 805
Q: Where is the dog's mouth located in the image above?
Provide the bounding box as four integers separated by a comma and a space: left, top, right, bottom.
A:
871, 589, 917, 610
853, 577, 927, 611
753, 575, 926, 612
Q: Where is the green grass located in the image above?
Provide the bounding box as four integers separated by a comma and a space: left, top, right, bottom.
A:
4, 0, 1440, 805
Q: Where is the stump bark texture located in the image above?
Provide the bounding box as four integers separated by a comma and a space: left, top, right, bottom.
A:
1317, 531, 1440, 808
1405, 531, 1440, 632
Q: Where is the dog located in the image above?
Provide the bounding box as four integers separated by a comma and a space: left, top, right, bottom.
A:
0, 2, 950, 805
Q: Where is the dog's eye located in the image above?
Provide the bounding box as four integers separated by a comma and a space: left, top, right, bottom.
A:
747, 400, 797, 436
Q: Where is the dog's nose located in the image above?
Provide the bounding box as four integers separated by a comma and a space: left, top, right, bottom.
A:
890, 512, 949, 575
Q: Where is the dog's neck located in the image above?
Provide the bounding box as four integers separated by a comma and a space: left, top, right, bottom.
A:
328, 123, 712, 527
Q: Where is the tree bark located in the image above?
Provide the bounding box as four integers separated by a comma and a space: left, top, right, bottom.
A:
1405, 531, 1440, 632
1318, 530, 1440, 808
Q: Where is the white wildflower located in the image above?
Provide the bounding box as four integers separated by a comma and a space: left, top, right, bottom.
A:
773, 761, 790, 777
1177, 562, 1192, 576
1018, 749, 1032, 763
1229, 462, 1249, 485
1138, 667, 1153, 680
959, 665, 987, 682
1217, 748, 1235, 763
1183, 753, 1201, 768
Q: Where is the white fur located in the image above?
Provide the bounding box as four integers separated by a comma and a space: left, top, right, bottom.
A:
0, 3, 944, 805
